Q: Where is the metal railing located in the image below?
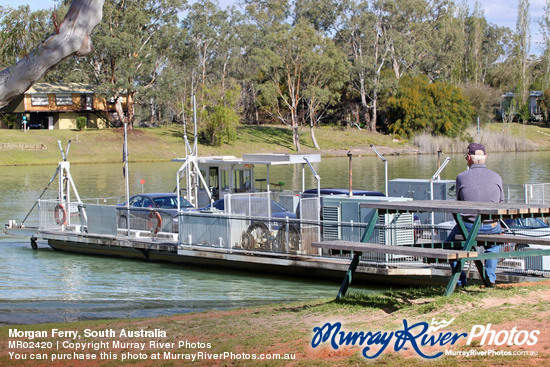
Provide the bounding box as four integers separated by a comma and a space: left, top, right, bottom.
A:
505, 183, 550, 204
35, 196, 550, 275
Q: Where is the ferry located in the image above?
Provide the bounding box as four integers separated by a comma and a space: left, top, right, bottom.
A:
4, 135, 548, 288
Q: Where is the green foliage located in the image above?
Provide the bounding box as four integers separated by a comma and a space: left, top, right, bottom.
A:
0, 0, 538, 141
199, 105, 239, 145
0, 6, 53, 69
0, 114, 18, 129
75, 116, 87, 131
387, 75, 474, 138
461, 82, 501, 124
518, 102, 530, 123
540, 89, 550, 123
199, 82, 241, 146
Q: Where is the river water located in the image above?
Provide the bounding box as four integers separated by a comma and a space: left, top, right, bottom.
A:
1, 151, 549, 324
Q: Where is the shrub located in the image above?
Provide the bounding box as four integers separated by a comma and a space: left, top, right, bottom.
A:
76, 116, 87, 131
387, 75, 474, 138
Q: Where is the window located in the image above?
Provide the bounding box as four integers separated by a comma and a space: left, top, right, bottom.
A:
31, 94, 48, 106
141, 197, 154, 208
221, 170, 229, 190
129, 196, 143, 207
81, 94, 93, 110
209, 168, 219, 190
55, 94, 73, 106
234, 169, 251, 191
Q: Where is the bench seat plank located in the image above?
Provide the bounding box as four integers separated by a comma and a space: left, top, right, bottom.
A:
476, 234, 550, 246
357, 200, 543, 215
312, 241, 478, 260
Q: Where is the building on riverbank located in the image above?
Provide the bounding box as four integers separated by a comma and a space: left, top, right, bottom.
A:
499, 91, 544, 121
0, 83, 127, 130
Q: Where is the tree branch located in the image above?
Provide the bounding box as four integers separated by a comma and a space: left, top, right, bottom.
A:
0, 0, 105, 108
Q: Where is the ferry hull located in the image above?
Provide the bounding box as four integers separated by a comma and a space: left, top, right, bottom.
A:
46, 237, 534, 287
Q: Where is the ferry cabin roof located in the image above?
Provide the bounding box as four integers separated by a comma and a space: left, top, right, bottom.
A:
173, 153, 321, 207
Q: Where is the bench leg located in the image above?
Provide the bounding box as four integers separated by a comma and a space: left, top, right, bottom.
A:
337, 252, 361, 300
444, 259, 464, 296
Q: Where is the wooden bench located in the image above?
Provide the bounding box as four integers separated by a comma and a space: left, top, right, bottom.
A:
475, 234, 550, 246
333, 200, 550, 297
311, 241, 478, 299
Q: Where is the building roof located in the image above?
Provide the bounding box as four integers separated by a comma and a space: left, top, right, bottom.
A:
501, 91, 543, 98
26, 82, 96, 94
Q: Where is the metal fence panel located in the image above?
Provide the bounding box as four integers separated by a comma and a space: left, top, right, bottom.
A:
504, 183, 550, 204
38, 200, 83, 230
299, 197, 320, 255
226, 192, 274, 251
86, 204, 117, 235
179, 212, 231, 248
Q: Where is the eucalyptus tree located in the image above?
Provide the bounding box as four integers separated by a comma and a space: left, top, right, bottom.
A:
382, 0, 452, 80
183, 0, 227, 91
338, 0, 388, 132
181, 0, 244, 143
0, 0, 104, 109
255, 20, 345, 151
139, 20, 188, 126
459, 4, 510, 86
539, 0, 550, 92
0, 5, 53, 70
512, 0, 531, 123
233, 20, 262, 124
301, 29, 350, 149
239, 0, 292, 126
244, 0, 292, 26
89, 0, 185, 127
463, 3, 485, 84
293, 0, 346, 34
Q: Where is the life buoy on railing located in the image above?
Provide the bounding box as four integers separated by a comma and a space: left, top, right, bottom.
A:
54, 204, 67, 225
147, 211, 162, 234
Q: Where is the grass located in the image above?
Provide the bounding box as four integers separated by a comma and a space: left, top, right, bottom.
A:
0, 125, 413, 166
484, 121, 550, 150
2, 122, 550, 166
1, 282, 548, 366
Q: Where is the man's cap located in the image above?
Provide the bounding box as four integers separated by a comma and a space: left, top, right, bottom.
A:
467, 143, 486, 156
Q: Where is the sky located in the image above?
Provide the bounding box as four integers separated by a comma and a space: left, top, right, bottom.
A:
2, 0, 548, 54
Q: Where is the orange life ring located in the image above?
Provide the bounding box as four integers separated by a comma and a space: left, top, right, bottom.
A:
54, 204, 67, 225
147, 211, 162, 234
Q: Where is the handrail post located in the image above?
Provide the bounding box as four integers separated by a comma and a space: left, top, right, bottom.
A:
303, 156, 321, 197
370, 145, 388, 196
428, 156, 452, 240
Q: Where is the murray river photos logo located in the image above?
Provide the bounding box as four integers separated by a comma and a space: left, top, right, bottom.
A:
311, 318, 539, 359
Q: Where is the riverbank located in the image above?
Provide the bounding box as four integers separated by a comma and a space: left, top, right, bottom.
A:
1, 122, 549, 166
1, 281, 548, 366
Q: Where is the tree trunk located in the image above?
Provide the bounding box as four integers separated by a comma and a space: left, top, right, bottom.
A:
150, 98, 155, 124
0, 0, 105, 109
290, 107, 300, 151
294, 126, 300, 152
308, 106, 320, 150
369, 91, 378, 132
127, 91, 135, 128
115, 96, 127, 126
364, 109, 371, 130
310, 123, 320, 150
